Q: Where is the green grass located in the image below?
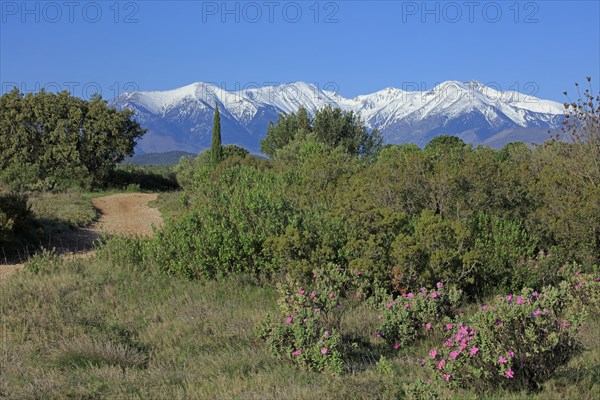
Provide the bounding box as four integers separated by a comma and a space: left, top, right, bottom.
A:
28, 191, 98, 232
150, 191, 186, 221
1, 255, 598, 399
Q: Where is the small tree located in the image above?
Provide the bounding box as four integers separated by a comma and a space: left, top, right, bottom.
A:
210, 104, 223, 165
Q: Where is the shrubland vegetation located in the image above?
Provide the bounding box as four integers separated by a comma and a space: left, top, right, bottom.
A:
1, 80, 599, 398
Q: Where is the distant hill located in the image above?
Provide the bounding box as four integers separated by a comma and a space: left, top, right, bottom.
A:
123, 150, 196, 166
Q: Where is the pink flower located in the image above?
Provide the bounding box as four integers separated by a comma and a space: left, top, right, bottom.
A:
437, 281, 444, 288
357, 271, 362, 276
312, 274, 317, 279
443, 373, 451, 382
429, 349, 437, 358
311, 290, 317, 296
506, 294, 513, 303
298, 289, 305, 295
445, 323, 453, 330
321, 347, 328, 355
481, 304, 487, 310
329, 292, 335, 299
532, 310, 541, 317
498, 356, 508, 364
407, 293, 414, 299
403, 303, 410, 309
425, 323, 432, 330
292, 349, 302, 357
374, 331, 381, 337
286, 317, 293, 324
469, 346, 479, 356
507, 350, 515, 357
505, 368, 514, 379
517, 296, 524, 305
394, 343, 400, 350
437, 359, 446, 370
449, 351, 459, 360
561, 321, 570, 327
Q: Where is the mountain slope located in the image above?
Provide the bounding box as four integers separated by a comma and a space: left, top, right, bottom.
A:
111, 81, 564, 153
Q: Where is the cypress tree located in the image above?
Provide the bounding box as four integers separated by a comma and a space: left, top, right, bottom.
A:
210, 104, 222, 165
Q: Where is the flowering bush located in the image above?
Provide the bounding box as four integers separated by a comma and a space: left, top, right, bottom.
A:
560, 265, 600, 315
257, 265, 356, 373
424, 285, 584, 392
377, 282, 462, 349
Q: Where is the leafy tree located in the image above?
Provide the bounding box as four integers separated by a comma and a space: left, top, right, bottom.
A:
0, 88, 146, 190
261, 106, 312, 158
312, 105, 382, 157
424, 135, 467, 154
260, 105, 381, 159
210, 104, 223, 165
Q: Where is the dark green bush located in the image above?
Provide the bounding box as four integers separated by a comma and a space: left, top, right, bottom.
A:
0, 192, 34, 250
154, 164, 295, 279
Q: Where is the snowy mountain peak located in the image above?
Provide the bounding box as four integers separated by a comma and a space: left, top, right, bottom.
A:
111, 81, 565, 154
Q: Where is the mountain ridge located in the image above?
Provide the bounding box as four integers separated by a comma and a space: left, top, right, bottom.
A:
111, 81, 564, 153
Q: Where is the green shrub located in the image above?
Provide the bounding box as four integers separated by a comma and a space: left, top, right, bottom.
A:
403, 379, 440, 400
0, 192, 34, 249
24, 248, 62, 274
468, 212, 538, 296
390, 211, 471, 292
154, 165, 294, 279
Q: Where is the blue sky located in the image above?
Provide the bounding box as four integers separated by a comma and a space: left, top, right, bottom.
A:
1, 1, 598, 101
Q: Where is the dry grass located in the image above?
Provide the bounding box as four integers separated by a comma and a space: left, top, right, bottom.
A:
1, 255, 598, 399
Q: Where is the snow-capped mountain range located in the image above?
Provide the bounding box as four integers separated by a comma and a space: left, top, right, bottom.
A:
110, 81, 565, 154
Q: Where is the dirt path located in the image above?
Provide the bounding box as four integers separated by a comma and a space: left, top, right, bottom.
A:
0, 192, 163, 280
92, 193, 163, 237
